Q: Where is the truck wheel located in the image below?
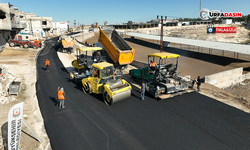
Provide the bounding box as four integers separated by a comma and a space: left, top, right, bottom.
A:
23, 43, 29, 49
103, 91, 112, 105
9, 42, 15, 47
33, 46, 38, 49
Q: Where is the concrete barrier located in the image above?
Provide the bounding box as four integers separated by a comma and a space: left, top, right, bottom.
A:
204, 67, 250, 88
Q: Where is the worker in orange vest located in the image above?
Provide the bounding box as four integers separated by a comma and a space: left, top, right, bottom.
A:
45, 58, 50, 72
57, 87, 65, 109
0, 68, 2, 76
94, 69, 99, 78
113, 70, 116, 80
150, 60, 156, 71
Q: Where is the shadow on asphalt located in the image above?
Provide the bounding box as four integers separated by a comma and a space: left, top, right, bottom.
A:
73, 83, 105, 103
125, 38, 249, 66
49, 96, 58, 106
65, 77, 72, 83
60, 67, 68, 73
41, 67, 46, 71
131, 93, 141, 100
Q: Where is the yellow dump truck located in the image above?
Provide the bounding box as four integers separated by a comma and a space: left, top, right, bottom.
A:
59, 35, 75, 53
98, 27, 135, 67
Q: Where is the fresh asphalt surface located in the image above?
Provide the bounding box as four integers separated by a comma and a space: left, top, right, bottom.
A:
36, 38, 250, 150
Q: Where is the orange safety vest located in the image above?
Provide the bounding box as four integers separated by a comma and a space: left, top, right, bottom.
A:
45, 60, 50, 66
113, 70, 116, 78
58, 91, 65, 100
150, 62, 156, 67
94, 70, 98, 77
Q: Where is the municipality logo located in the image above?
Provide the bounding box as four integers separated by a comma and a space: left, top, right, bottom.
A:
13, 108, 20, 117
199, 8, 242, 20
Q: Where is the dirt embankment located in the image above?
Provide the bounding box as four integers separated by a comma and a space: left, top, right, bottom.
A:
122, 24, 250, 43
224, 79, 250, 108
0, 45, 51, 150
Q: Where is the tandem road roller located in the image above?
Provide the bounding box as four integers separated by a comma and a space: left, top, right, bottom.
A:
82, 62, 132, 105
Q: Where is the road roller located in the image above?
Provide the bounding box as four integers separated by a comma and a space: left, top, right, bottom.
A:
82, 62, 132, 105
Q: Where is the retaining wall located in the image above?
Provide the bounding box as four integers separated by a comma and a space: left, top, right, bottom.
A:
204, 67, 250, 88
72, 32, 94, 52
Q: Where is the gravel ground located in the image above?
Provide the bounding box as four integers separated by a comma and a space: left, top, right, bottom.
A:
224, 79, 250, 108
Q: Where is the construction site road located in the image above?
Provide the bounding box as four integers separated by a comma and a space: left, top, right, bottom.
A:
36, 38, 250, 150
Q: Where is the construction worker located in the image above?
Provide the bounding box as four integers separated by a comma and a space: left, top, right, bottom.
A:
0, 68, 2, 76
113, 70, 116, 80
196, 76, 201, 92
45, 58, 50, 72
191, 78, 197, 89
155, 85, 160, 95
94, 69, 99, 77
150, 60, 156, 71
139, 81, 146, 100
57, 87, 65, 109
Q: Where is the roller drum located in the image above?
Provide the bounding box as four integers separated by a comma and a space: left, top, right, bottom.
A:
111, 89, 131, 104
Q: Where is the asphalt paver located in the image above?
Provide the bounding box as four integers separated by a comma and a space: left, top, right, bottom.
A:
36, 38, 250, 150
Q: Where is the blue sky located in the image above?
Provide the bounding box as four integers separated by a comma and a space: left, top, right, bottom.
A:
1, 0, 249, 25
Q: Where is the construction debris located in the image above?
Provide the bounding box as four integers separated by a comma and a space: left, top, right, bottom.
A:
0, 65, 18, 105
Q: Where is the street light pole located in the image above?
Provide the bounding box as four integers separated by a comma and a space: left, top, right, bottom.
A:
160, 16, 163, 53
157, 15, 167, 53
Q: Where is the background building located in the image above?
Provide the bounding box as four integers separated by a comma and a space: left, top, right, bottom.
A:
20, 13, 53, 39
0, 3, 26, 51
52, 21, 69, 35
0, 2, 54, 51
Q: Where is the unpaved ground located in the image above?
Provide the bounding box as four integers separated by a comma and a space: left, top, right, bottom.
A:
121, 24, 250, 43
224, 79, 250, 108
0, 46, 51, 150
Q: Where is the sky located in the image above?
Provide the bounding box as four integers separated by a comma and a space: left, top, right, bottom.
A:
1, 0, 250, 26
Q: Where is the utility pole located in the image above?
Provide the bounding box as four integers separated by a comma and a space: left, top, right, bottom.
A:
30, 18, 33, 34
67, 21, 70, 32
157, 15, 167, 53
200, 0, 201, 11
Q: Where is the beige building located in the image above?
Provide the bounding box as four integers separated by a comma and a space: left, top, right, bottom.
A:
0, 3, 27, 51
20, 13, 53, 38
0, 2, 53, 51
